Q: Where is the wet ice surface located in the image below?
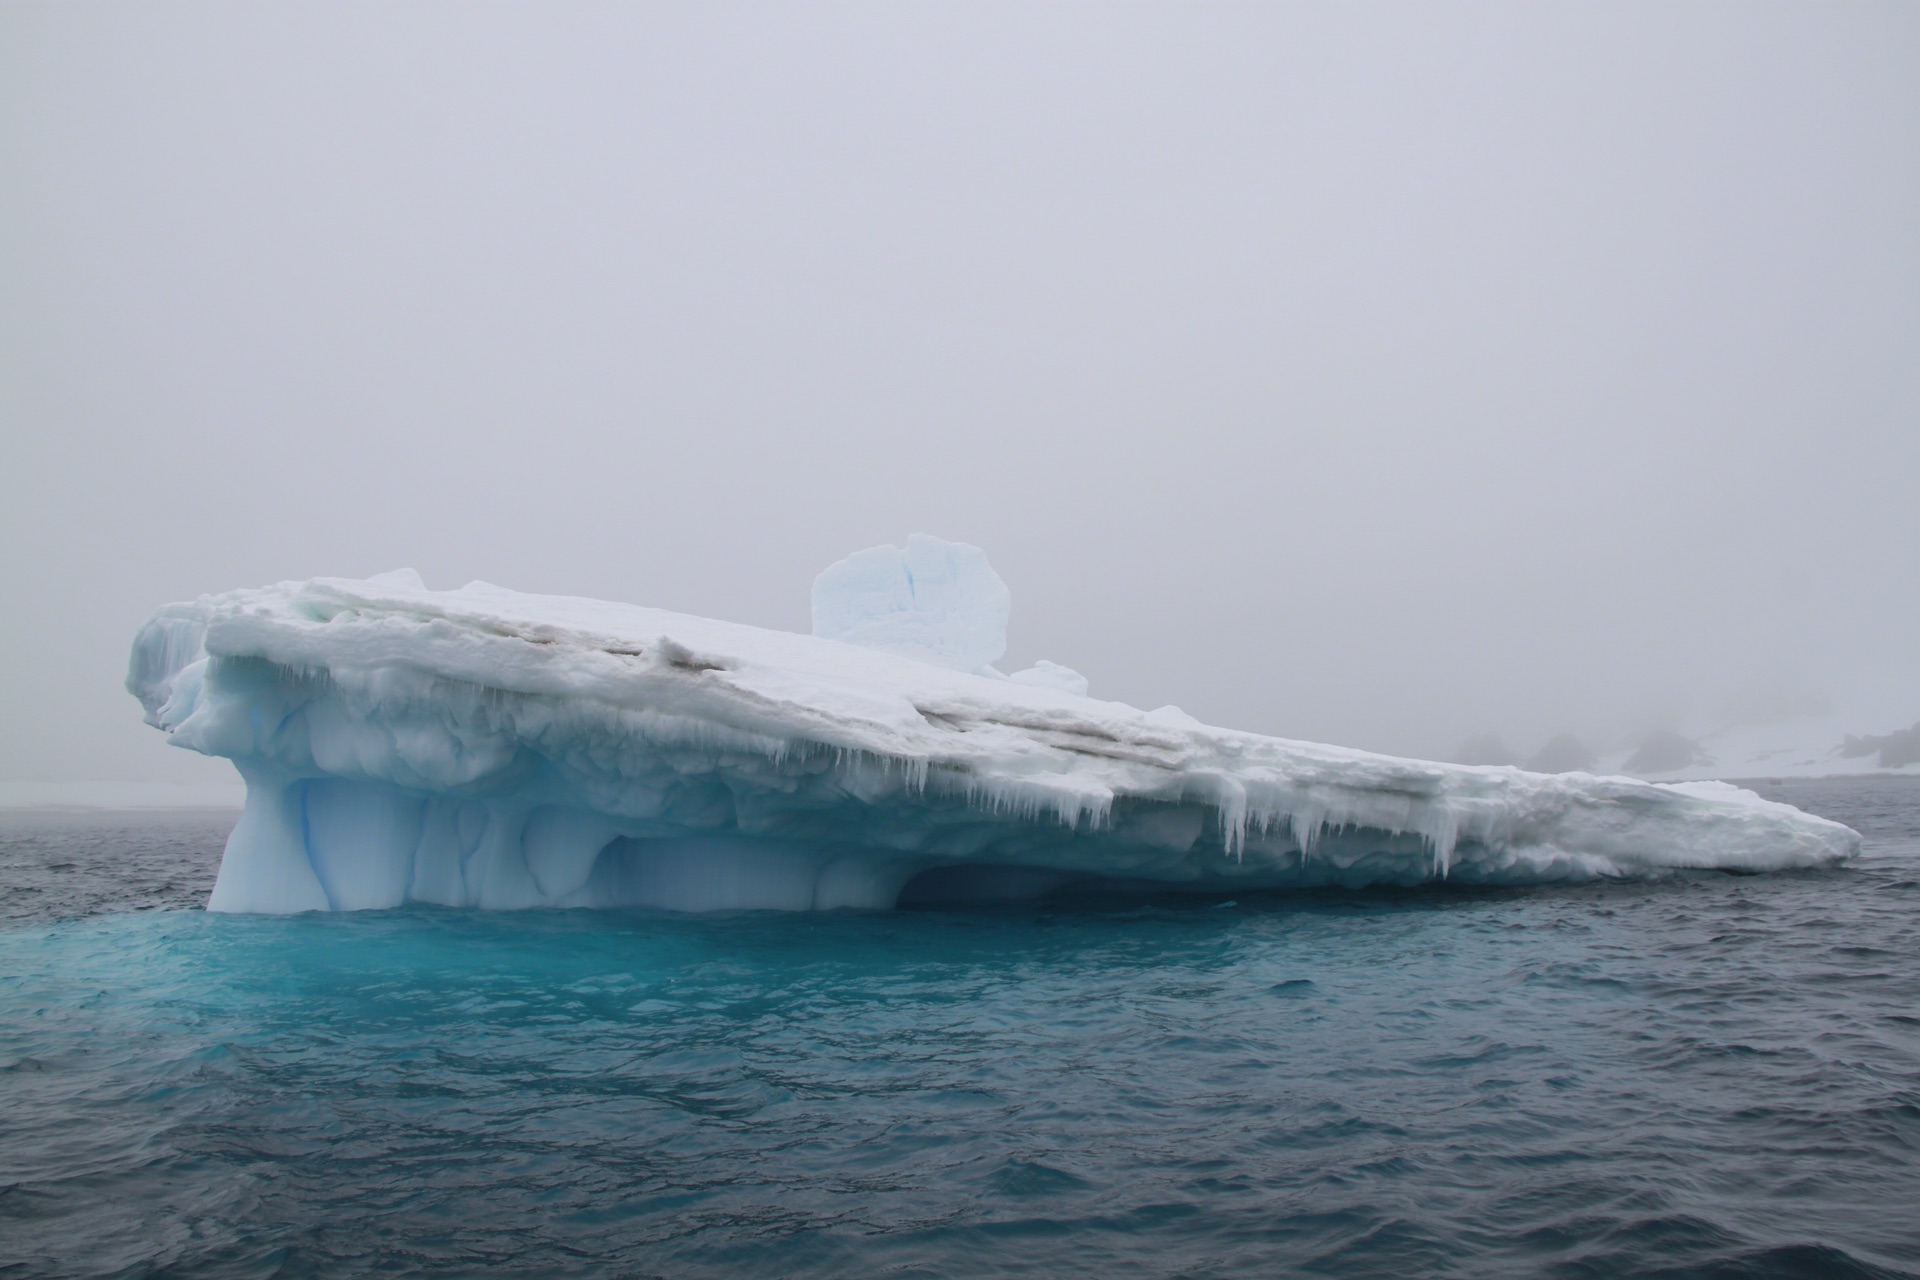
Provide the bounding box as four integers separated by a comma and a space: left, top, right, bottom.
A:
1, 777, 1917, 1279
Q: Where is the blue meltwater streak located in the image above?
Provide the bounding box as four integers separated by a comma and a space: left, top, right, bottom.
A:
2, 779, 1918, 1279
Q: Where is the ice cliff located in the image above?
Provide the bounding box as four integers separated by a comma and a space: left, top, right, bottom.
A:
128, 540, 1859, 914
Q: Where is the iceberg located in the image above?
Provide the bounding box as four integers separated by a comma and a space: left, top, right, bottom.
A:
811, 534, 1013, 674
127, 540, 1859, 914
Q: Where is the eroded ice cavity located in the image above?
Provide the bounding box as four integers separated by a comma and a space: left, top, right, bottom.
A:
128, 538, 1859, 914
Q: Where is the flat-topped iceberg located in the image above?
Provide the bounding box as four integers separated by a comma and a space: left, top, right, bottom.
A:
128, 541, 1858, 914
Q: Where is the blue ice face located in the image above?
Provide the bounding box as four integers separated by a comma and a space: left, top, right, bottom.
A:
810, 534, 1011, 674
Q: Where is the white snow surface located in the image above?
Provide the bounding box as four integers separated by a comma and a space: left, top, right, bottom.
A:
1006, 659, 1091, 697
128, 572, 1859, 914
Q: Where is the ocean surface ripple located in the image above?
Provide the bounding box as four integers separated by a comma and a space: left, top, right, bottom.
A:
3, 778, 1918, 1279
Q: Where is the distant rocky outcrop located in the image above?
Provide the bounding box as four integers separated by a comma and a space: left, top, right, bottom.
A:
1452, 733, 1518, 767
1526, 733, 1597, 774
1838, 721, 1920, 770
1622, 730, 1707, 775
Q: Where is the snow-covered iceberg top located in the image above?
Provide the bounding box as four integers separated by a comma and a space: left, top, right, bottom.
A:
128, 546, 1859, 914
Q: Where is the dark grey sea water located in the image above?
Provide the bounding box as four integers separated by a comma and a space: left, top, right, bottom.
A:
2, 777, 1918, 1279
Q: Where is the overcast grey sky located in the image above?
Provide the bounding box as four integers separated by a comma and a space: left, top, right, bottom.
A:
3, 1, 1916, 787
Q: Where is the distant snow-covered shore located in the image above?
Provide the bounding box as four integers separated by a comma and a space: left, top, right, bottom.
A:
0, 780, 246, 810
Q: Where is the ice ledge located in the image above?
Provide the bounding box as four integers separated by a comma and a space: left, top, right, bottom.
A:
127, 572, 1860, 913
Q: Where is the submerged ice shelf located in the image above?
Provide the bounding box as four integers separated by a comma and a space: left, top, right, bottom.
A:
127, 544, 1859, 914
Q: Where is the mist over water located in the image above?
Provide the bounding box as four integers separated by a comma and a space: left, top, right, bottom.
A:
4, 779, 1917, 1278
3, 4, 1918, 788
